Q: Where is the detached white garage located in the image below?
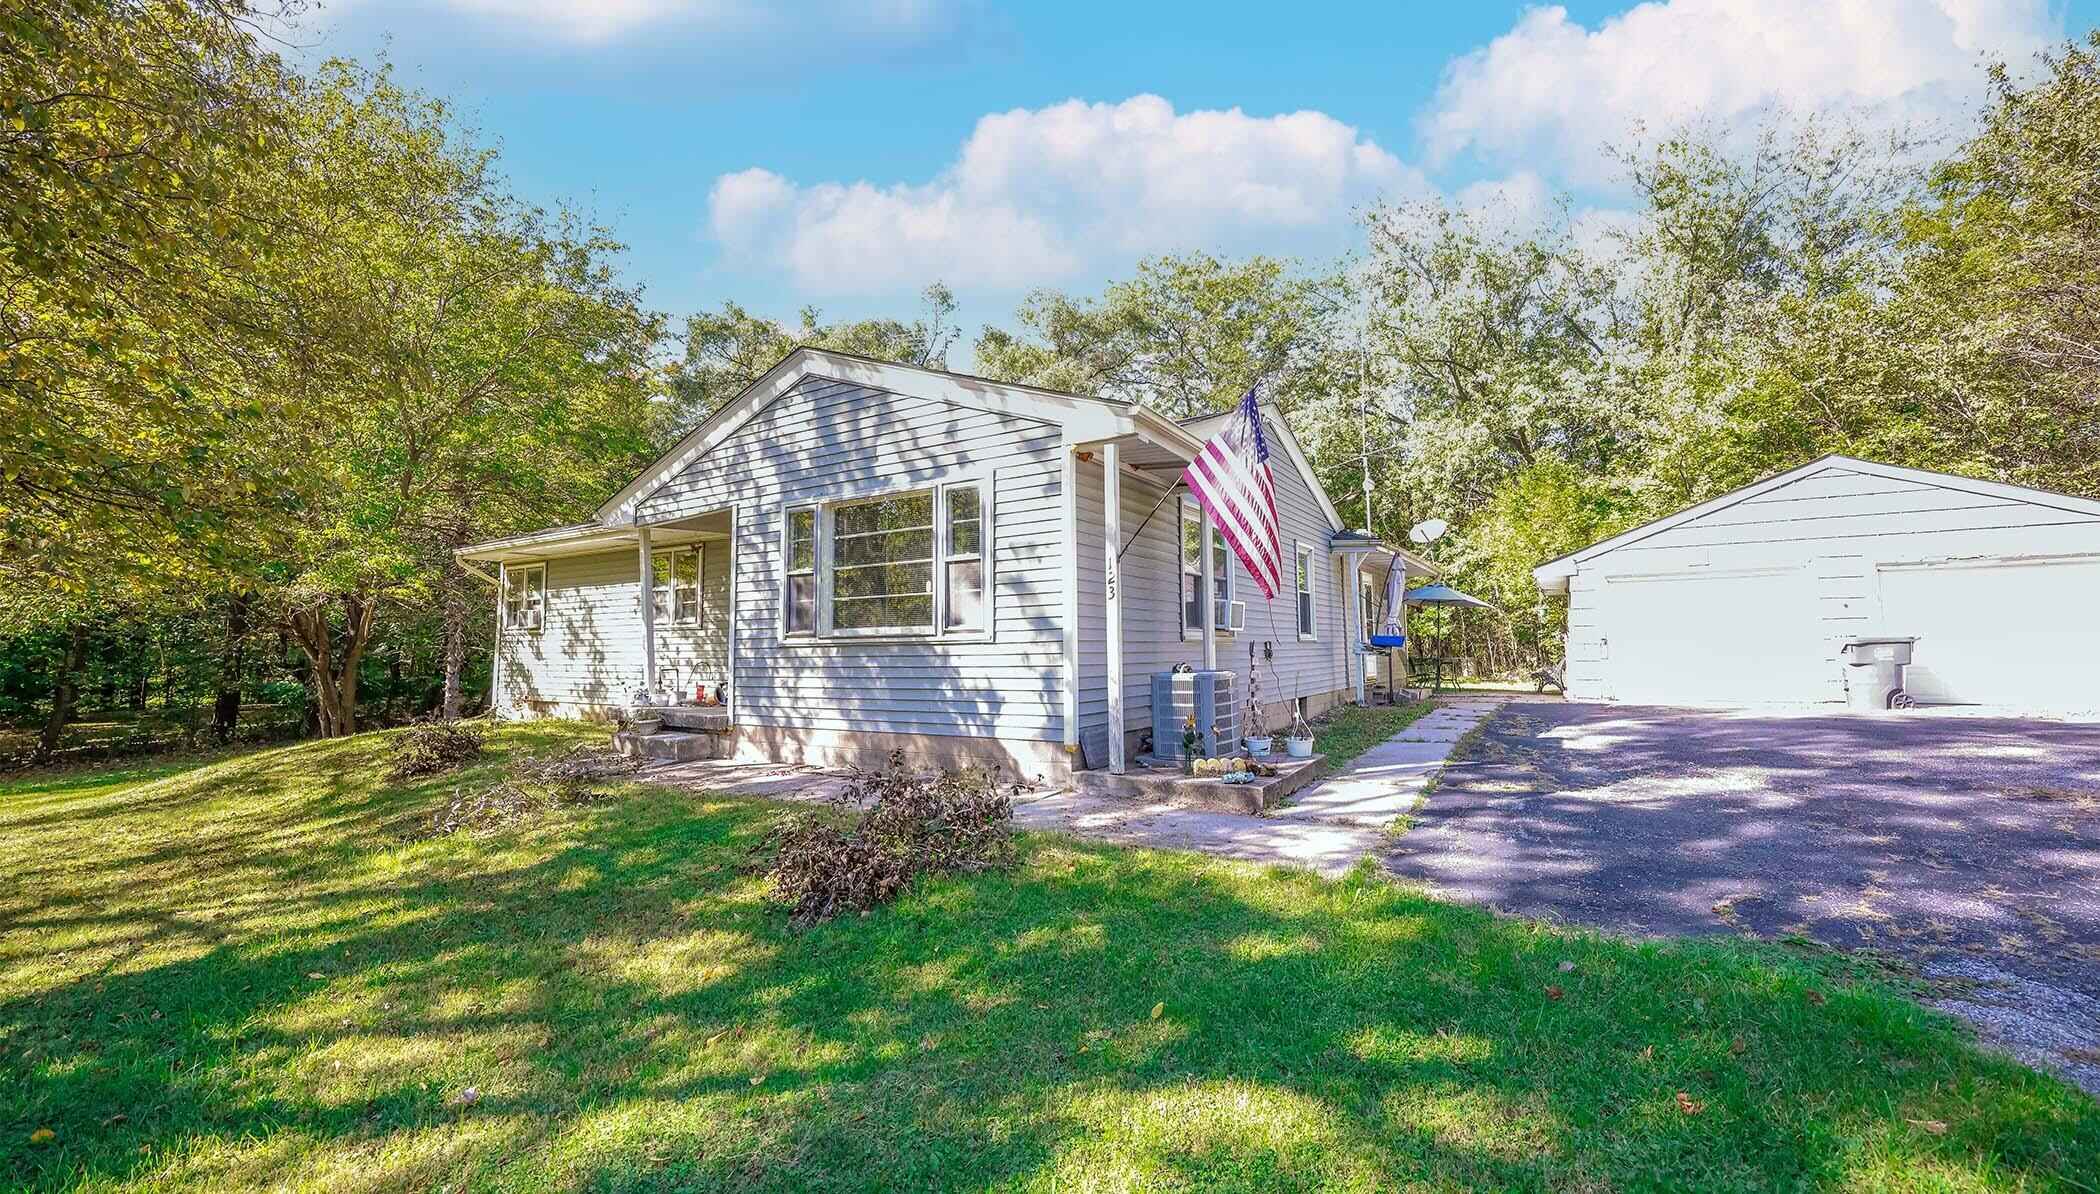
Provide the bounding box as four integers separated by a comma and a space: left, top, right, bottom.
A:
1534, 456, 2100, 715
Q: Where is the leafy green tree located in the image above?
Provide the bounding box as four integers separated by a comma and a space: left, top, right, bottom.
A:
672, 283, 959, 426
235, 62, 664, 734
1, 0, 299, 584
975, 253, 1347, 419
1904, 33, 2100, 498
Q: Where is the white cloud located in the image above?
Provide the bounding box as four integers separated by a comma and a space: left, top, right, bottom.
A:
1423, 0, 2058, 183
707, 95, 1420, 294
318, 0, 981, 59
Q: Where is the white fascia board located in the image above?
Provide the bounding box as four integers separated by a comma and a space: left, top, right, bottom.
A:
1532, 557, 1575, 595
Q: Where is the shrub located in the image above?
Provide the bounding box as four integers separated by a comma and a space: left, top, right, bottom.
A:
756, 750, 1014, 926
423, 744, 640, 836
387, 718, 488, 780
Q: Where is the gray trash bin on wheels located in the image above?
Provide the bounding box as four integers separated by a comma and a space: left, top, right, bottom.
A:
1841, 636, 1919, 710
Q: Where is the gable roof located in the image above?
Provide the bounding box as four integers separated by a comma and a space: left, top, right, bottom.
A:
595, 347, 1202, 524
1532, 454, 2100, 593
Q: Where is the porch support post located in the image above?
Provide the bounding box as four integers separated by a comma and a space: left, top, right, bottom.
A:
1060, 446, 1080, 757
1199, 504, 1218, 672
1103, 441, 1125, 774
725, 508, 738, 727
637, 527, 657, 697
1348, 552, 1366, 705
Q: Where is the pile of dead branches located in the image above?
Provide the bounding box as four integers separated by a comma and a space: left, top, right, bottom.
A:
754, 750, 1015, 927
423, 744, 642, 837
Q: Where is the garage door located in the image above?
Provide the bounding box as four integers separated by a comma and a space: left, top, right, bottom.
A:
1598, 567, 1828, 705
1877, 557, 2100, 713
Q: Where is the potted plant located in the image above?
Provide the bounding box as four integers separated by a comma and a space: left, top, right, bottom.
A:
1286, 709, 1315, 758
632, 713, 665, 736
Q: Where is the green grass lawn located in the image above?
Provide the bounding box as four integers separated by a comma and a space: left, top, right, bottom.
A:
1310, 701, 1435, 769
3, 726, 2095, 1191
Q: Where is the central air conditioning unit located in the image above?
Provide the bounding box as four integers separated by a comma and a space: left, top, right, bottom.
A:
1150, 669, 1237, 762
1214, 599, 1247, 632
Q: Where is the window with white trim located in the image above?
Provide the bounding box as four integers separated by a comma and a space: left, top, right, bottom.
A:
781, 478, 992, 641
783, 508, 816, 636
1178, 497, 1234, 635
943, 484, 985, 631
1295, 542, 1317, 640
652, 547, 703, 626
502, 564, 544, 633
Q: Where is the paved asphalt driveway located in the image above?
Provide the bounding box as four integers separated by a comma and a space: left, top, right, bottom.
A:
1386, 701, 2100, 1093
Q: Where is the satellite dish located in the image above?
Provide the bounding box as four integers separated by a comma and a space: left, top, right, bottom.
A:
1408, 518, 1449, 545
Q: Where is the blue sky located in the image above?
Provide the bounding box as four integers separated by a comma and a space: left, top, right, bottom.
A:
298, 0, 2091, 350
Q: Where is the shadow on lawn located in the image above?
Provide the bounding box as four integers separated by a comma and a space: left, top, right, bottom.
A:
3, 730, 2096, 1191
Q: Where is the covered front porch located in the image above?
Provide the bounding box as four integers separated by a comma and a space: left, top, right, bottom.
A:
458, 507, 735, 721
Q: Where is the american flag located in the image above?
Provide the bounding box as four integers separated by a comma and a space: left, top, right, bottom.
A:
1184, 386, 1283, 599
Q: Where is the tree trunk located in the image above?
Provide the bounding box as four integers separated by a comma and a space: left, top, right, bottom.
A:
37, 623, 91, 760
285, 594, 376, 738
439, 526, 469, 721
212, 593, 250, 743
441, 586, 467, 721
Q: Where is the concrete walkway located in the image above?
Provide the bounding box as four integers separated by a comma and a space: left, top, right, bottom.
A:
646, 698, 1506, 879
1008, 696, 1507, 876
1008, 791, 1386, 878
1272, 697, 1505, 827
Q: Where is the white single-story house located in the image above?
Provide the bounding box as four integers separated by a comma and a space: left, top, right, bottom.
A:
458, 349, 1434, 780
1535, 454, 2100, 714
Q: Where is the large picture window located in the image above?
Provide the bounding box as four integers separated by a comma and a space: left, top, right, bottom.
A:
502, 564, 544, 633
780, 478, 991, 641
831, 490, 936, 632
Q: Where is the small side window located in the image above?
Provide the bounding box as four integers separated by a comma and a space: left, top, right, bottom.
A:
784, 508, 816, 636
1295, 543, 1316, 640
943, 484, 985, 632
503, 564, 545, 633
1179, 498, 1204, 633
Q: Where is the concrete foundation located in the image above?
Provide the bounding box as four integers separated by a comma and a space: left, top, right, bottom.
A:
1071, 752, 1327, 815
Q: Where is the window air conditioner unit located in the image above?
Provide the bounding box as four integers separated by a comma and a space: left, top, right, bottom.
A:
1214, 599, 1246, 632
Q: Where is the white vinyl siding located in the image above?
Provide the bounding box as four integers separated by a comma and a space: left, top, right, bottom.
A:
1077, 446, 1354, 743
496, 551, 638, 715
1563, 462, 2100, 709
637, 376, 1067, 742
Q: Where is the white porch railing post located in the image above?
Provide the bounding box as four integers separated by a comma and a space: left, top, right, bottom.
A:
637, 527, 656, 697
1103, 441, 1125, 774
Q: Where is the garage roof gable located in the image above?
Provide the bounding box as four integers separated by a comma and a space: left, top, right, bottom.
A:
1533, 455, 2100, 594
